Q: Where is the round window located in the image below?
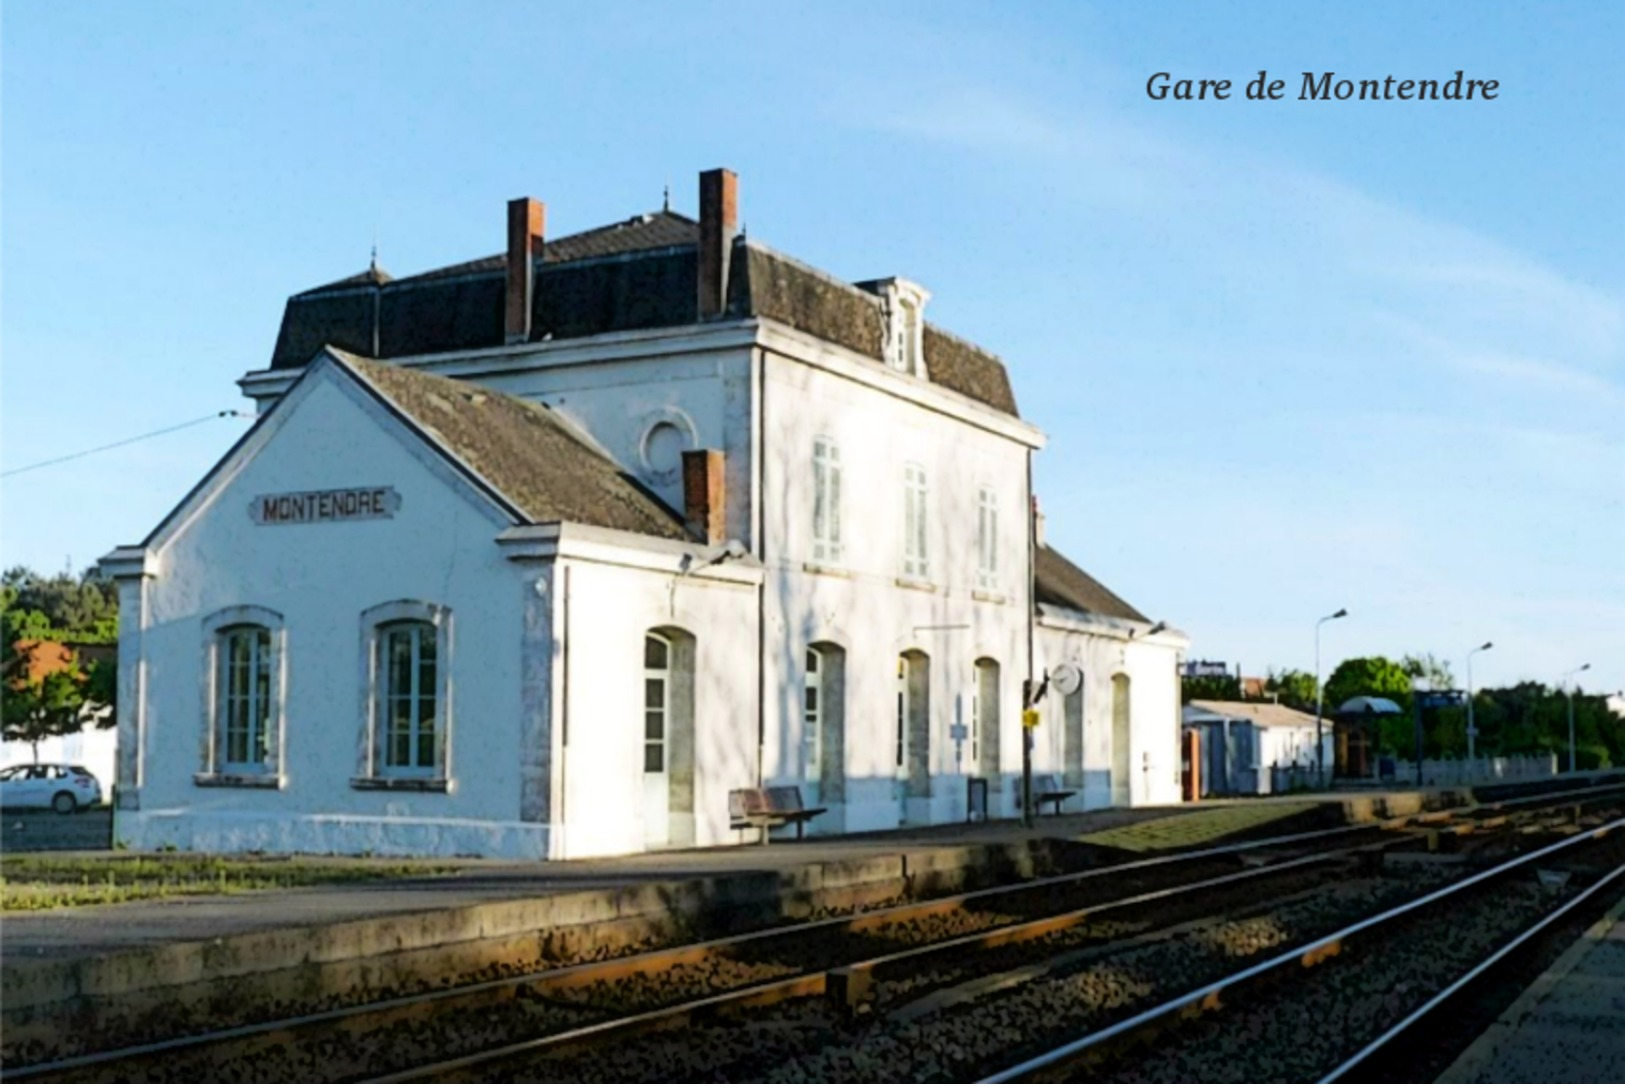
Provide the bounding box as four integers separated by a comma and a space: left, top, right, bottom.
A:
643, 421, 685, 479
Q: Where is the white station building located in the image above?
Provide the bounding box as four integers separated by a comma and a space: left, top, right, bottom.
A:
101, 170, 1189, 860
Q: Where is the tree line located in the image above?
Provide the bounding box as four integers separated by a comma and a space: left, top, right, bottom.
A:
3, 566, 119, 761
1182, 652, 1624, 768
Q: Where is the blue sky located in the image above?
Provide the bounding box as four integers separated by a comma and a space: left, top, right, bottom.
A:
3, 1, 1621, 696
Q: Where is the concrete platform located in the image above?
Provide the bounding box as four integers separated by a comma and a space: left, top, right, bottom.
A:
0, 807, 1159, 959
0, 781, 1582, 1056
0, 789, 1442, 972
1440, 890, 1625, 1083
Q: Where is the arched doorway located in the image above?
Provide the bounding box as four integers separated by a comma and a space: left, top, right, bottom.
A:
974, 658, 1001, 798
1063, 676, 1085, 794
644, 628, 696, 848
897, 650, 930, 823
1111, 672, 1132, 806
805, 643, 846, 820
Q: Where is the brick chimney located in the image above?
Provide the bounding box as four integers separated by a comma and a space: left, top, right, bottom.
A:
682, 449, 726, 545
506, 197, 545, 343
697, 168, 737, 319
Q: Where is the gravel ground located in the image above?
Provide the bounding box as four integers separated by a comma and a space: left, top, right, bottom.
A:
487, 873, 1444, 1082
7, 850, 1195, 1079
1099, 834, 1625, 1082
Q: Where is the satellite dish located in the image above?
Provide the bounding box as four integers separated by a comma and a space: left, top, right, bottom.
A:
1050, 663, 1083, 696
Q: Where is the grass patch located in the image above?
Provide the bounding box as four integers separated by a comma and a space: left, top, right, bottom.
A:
1076, 801, 1324, 854
0, 855, 457, 911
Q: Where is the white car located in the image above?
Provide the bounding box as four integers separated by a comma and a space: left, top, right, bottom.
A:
0, 763, 103, 814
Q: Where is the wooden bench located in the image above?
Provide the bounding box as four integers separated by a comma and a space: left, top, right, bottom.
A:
1031, 774, 1076, 816
729, 786, 827, 841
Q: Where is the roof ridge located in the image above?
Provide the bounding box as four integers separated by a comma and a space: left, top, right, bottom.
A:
742, 239, 885, 309
328, 351, 690, 539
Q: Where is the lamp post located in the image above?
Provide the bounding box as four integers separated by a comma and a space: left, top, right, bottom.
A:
1466, 642, 1492, 762
1562, 664, 1591, 773
1314, 608, 1348, 786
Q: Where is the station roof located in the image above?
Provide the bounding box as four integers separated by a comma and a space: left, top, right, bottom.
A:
270, 211, 1018, 417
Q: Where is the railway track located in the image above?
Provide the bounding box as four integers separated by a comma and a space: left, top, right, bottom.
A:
8, 781, 1623, 1083
980, 814, 1625, 1083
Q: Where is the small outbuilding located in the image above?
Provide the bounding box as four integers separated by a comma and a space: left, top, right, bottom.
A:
1182, 700, 1331, 796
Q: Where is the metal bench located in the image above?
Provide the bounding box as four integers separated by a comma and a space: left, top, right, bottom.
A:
1032, 773, 1076, 816
728, 786, 827, 841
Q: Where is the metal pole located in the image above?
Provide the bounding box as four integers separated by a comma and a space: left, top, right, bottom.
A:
1568, 689, 1576, 774
1562, 664, 1591, 774
1021, 679, 1034, 828
1467, 654, 1475, 762
1315, 626, 1323, 785
1465, 642, 1492, 767
1313, 609, 1347, 787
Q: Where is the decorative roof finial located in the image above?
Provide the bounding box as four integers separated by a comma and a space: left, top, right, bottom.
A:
662, 184, 670, 213
370, 241, 378, 274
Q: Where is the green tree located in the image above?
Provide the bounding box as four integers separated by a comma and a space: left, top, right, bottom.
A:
1399, 652, 1456, 692
1323, 656, 1414, 713
3, 580, 118, 755
2, 646, 100, 762
1182, 673, 1240, 702
1324, 656, 1415, 755
2, 565, 118, 641
1266, 668, 1317, 711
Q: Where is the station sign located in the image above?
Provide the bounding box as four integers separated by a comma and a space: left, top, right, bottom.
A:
251, 486, 400, 525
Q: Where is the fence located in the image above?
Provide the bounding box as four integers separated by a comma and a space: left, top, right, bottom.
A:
1378, 753, 1559, 787
1269, 753, 1562, 793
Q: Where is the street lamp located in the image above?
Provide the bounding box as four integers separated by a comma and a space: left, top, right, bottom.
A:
1314, 608, 1348, 785
1466, 642, 1493, 762
1562, 663, 1591, 773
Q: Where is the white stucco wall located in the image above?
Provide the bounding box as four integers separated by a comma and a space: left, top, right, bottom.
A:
113, 366, 544, 858
1036, 616, 1184, 809
758, 343, 1039, 832
548, 554, 759, 859
143, 313, 1191, 860
473, 349, 753, 540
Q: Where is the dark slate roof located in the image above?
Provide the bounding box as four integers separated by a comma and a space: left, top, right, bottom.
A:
300, 266, 394, 294
387, 211, 699, 288
1035, 544, 1148, 623
332, 350, 692, 540
272, 212, 1018, 417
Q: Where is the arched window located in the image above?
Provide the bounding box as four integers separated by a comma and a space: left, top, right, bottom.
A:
199, 605, 285, 787
380, 620, 438, 774
219, 625, 272, 770
354, 601, 452, 789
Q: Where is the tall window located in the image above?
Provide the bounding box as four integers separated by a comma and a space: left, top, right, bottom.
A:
813, 437, 843, 564
218, 625, 272, 769
977, 487, 999, 590
380, 621, 438, 775
645, 634, 670, 774
903, 463, 929, 580
804, 648, 822, 775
